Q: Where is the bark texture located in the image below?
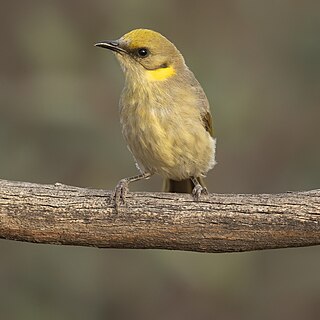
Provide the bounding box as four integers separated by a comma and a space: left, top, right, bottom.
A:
0, 179, 319, 253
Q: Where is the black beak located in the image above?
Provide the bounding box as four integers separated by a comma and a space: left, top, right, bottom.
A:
94, 40, 126, 53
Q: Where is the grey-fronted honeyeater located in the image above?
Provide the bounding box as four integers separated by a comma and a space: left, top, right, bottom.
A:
95, 29, 216, 208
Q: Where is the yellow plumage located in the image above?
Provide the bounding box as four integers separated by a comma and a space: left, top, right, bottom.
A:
145, 65, 176, 81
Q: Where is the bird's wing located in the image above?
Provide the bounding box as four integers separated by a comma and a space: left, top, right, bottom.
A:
188, 71, 214, 137
201, 110, 214, 137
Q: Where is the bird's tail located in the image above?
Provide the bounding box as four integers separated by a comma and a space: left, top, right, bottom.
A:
163, 177, 206, 193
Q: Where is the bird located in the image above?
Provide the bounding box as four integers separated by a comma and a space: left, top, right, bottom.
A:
95, 29, 216, 209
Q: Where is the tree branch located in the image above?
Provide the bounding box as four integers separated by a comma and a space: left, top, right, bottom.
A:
0, 179, 319, 253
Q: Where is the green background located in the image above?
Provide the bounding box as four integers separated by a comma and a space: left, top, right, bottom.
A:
0, 1, 319, 319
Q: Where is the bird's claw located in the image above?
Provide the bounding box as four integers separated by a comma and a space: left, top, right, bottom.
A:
192, 184, 208, 201
113, 179, 129, 211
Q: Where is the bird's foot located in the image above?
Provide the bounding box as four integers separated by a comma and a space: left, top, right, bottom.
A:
113, 179, 129, 211
192, 184, 208, 201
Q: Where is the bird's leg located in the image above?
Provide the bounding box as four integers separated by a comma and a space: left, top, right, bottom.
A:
191, 176, 208, 201
113, 172, 152, 210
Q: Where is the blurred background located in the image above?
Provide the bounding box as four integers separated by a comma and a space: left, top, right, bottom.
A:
0, 0, 319, 319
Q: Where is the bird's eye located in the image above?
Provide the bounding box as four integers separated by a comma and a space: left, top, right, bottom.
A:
137, 48, 149, 58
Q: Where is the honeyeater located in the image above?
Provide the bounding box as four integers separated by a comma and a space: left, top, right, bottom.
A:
95, 29, 216, 208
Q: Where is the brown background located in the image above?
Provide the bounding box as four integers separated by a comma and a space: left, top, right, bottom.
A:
0, 1, 319, 319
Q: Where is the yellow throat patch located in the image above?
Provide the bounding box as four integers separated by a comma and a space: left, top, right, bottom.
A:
145, 66, 176, 81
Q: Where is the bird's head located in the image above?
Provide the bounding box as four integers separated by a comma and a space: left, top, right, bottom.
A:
95, 29, 185, 82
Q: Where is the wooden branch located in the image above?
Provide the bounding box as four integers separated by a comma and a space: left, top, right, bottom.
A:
0, 179, 319, 253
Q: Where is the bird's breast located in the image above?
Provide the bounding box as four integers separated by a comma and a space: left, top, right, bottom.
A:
119, 86, 215, 179
121, 100, 177, 168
